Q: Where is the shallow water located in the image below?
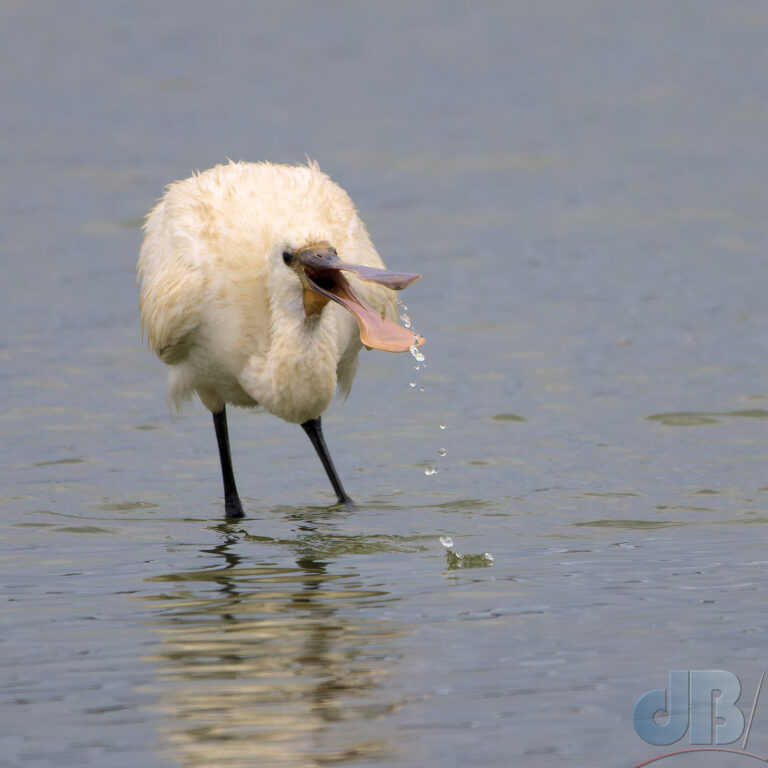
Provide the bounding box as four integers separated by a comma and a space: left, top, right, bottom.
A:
3, 2, 768, 766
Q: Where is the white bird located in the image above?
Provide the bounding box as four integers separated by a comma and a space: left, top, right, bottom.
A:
137, 160, 423, 518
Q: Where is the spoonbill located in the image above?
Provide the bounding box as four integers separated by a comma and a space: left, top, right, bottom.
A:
137, 160, 423, 518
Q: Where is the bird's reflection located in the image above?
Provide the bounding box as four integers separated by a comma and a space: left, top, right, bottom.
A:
144, 514, 411, 767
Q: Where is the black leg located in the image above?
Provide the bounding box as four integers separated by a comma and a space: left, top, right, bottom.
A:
301, 417, 352, 504
212, 406, 244, 519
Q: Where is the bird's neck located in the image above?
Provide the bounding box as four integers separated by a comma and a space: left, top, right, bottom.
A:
245, 302, 339, 424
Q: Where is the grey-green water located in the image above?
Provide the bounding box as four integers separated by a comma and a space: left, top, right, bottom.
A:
3, 2, 768, 766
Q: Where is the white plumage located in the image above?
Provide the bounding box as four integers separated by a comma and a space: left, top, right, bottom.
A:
137, 160, 423, 517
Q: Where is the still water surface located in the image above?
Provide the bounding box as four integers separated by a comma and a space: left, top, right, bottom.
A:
3, 2, 768, 766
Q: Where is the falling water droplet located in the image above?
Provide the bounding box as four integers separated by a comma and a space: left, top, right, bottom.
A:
409, 381, 416, 388
425, 466, 439, 476
410, 344, 425, 363
414, 364, 420, 371
438, 448, 447, 457
439, 535, 454, 549
439, 424, 447, 430
419, 386, 425, 392
400, 314, 411, 328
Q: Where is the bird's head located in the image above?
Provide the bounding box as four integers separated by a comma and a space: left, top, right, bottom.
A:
281, 241, 424, 353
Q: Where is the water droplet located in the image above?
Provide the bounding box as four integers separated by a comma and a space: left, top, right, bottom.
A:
409, 344, 425, 363
409, 381, 416, 388
439, 424, 447, 430
483, 552, 494, 562
419, 386, 425, 392
439, 535, 454, 549
425, 466, 439, 476
400, 313, 411, 328
438, 448, 447, 457
414, 364, 420, 371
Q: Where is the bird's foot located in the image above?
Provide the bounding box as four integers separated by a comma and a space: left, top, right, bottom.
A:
224, 494, 245, 519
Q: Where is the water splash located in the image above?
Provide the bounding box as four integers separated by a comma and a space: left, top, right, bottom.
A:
438, 536, 494, 569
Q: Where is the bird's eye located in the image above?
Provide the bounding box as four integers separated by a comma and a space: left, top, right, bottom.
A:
282, 251, 292, 265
